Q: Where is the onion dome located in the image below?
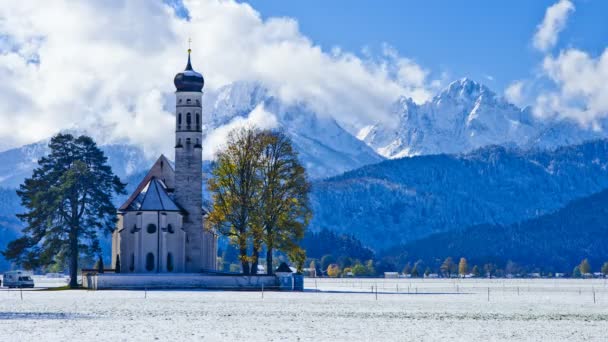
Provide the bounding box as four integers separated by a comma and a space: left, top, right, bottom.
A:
174, 49, 204, 92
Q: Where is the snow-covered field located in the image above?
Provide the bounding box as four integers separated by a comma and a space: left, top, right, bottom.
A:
1, 278, 607, 341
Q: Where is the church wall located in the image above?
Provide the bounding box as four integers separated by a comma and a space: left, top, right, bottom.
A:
116, 211, 185, 273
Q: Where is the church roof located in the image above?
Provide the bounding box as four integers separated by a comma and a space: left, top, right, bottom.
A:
174, 49, 204, 92
122, 177, 181, 212
275, 262, 293, 273
118, 155, 180, 213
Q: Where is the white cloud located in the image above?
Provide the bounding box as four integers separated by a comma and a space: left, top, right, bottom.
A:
533, 0, 574, 52
533, 48, 608, 124
504, 80, 525, 106
0, 0, 436, 155
203, 103, 278, 159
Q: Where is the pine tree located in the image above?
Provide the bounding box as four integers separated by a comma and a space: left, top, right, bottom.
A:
579, 258, 591, 275
601, 262, 608, 276
572, 265, 582, 278
471, 265, 480, 277
458, 257, 468, 277
2, 134, 125, 288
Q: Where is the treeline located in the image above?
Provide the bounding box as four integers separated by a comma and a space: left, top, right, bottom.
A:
300, 228, 375, 277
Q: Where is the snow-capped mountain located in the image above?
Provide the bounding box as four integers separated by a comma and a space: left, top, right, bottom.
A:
359, 78, 608, 158
202, 81, 384, 178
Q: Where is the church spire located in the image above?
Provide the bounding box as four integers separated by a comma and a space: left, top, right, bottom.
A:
186, 38, 193, 71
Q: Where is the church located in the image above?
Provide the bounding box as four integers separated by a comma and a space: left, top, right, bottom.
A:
111, 49, 217, 273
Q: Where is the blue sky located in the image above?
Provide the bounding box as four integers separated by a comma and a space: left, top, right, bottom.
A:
0, 0, 606, 152
244, 0, 607, 92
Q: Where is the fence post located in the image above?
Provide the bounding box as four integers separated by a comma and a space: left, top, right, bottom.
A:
487, 287, 490, 302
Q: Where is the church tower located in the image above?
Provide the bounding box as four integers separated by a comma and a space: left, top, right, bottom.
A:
173, 48, 205, 272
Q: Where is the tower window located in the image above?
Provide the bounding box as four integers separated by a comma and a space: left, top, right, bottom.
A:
186, 113, 191, 129
130, 253, 135, 272
167, 253, 174, 272
196, 113, 200, 129
186, 99, 191, 104
145, 253, 155, 272
178, 114, 182, 130
186, 138, 191, 145
147, 223, 157, 234
196, 99, 200, 105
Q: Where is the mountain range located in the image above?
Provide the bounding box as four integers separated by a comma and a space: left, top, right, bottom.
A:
360, 78, 606, 158
387, 187, 608, 273
1, 78, 608, 269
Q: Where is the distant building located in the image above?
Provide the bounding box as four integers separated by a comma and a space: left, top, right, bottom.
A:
384, 272, 399, 278
111, 49, 217, 273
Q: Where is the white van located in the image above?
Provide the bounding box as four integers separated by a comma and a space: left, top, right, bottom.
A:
2, 271, 35, 288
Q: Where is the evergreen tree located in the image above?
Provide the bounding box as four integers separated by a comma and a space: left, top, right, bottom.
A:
483, 263, 496, 278
402, 262, 412, 275
458, 257, 468, 277
600, 262, 608, 276
572, 265, 582, 278
321, 254, 336, 271
95, 255, 104, 273
579, 258, 591, 275
471, 265, 480, 277
115, 254, 121, 273
440, 257, 455, 277
256, 130, 311, 275
2, 134, 125, 288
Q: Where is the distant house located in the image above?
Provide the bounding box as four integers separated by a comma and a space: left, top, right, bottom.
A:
528, 273, 541, 278
425, 273, 439, 278
555, 273, 565, 278
593, 272, 604, 278
384, 272, 399, 278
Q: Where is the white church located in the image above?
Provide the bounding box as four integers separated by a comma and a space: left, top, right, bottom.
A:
111, 49, 217, 273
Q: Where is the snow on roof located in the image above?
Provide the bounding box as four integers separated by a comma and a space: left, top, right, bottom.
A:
123, 177, 182, 212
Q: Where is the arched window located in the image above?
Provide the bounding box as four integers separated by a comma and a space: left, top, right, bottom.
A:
196, 113, 200, 129
186, 98, 191, 104
178, 99, 182, 104
147, 223, 157, 234
186, 113, 191, 129
186, 138, 191, 145
178, 114, 182, 130
167, 253, 174, 272
130, 253, 135, 272
167, 224, 174, 234
196, 99, 200, 105
145, 253, 155, 272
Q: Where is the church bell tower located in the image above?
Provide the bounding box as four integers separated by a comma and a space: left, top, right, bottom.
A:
173, 48, 204, 272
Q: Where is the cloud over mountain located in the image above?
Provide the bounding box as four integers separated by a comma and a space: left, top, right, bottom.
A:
0, 0, 435, 155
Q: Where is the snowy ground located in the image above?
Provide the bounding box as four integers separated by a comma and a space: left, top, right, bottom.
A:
1, 278, 607, 341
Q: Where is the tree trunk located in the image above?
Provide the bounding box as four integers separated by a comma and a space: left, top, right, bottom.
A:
251, 248, 259, 275
266, 248, 273, 275
69, 226, 79, 289
240, 245, 250, 275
